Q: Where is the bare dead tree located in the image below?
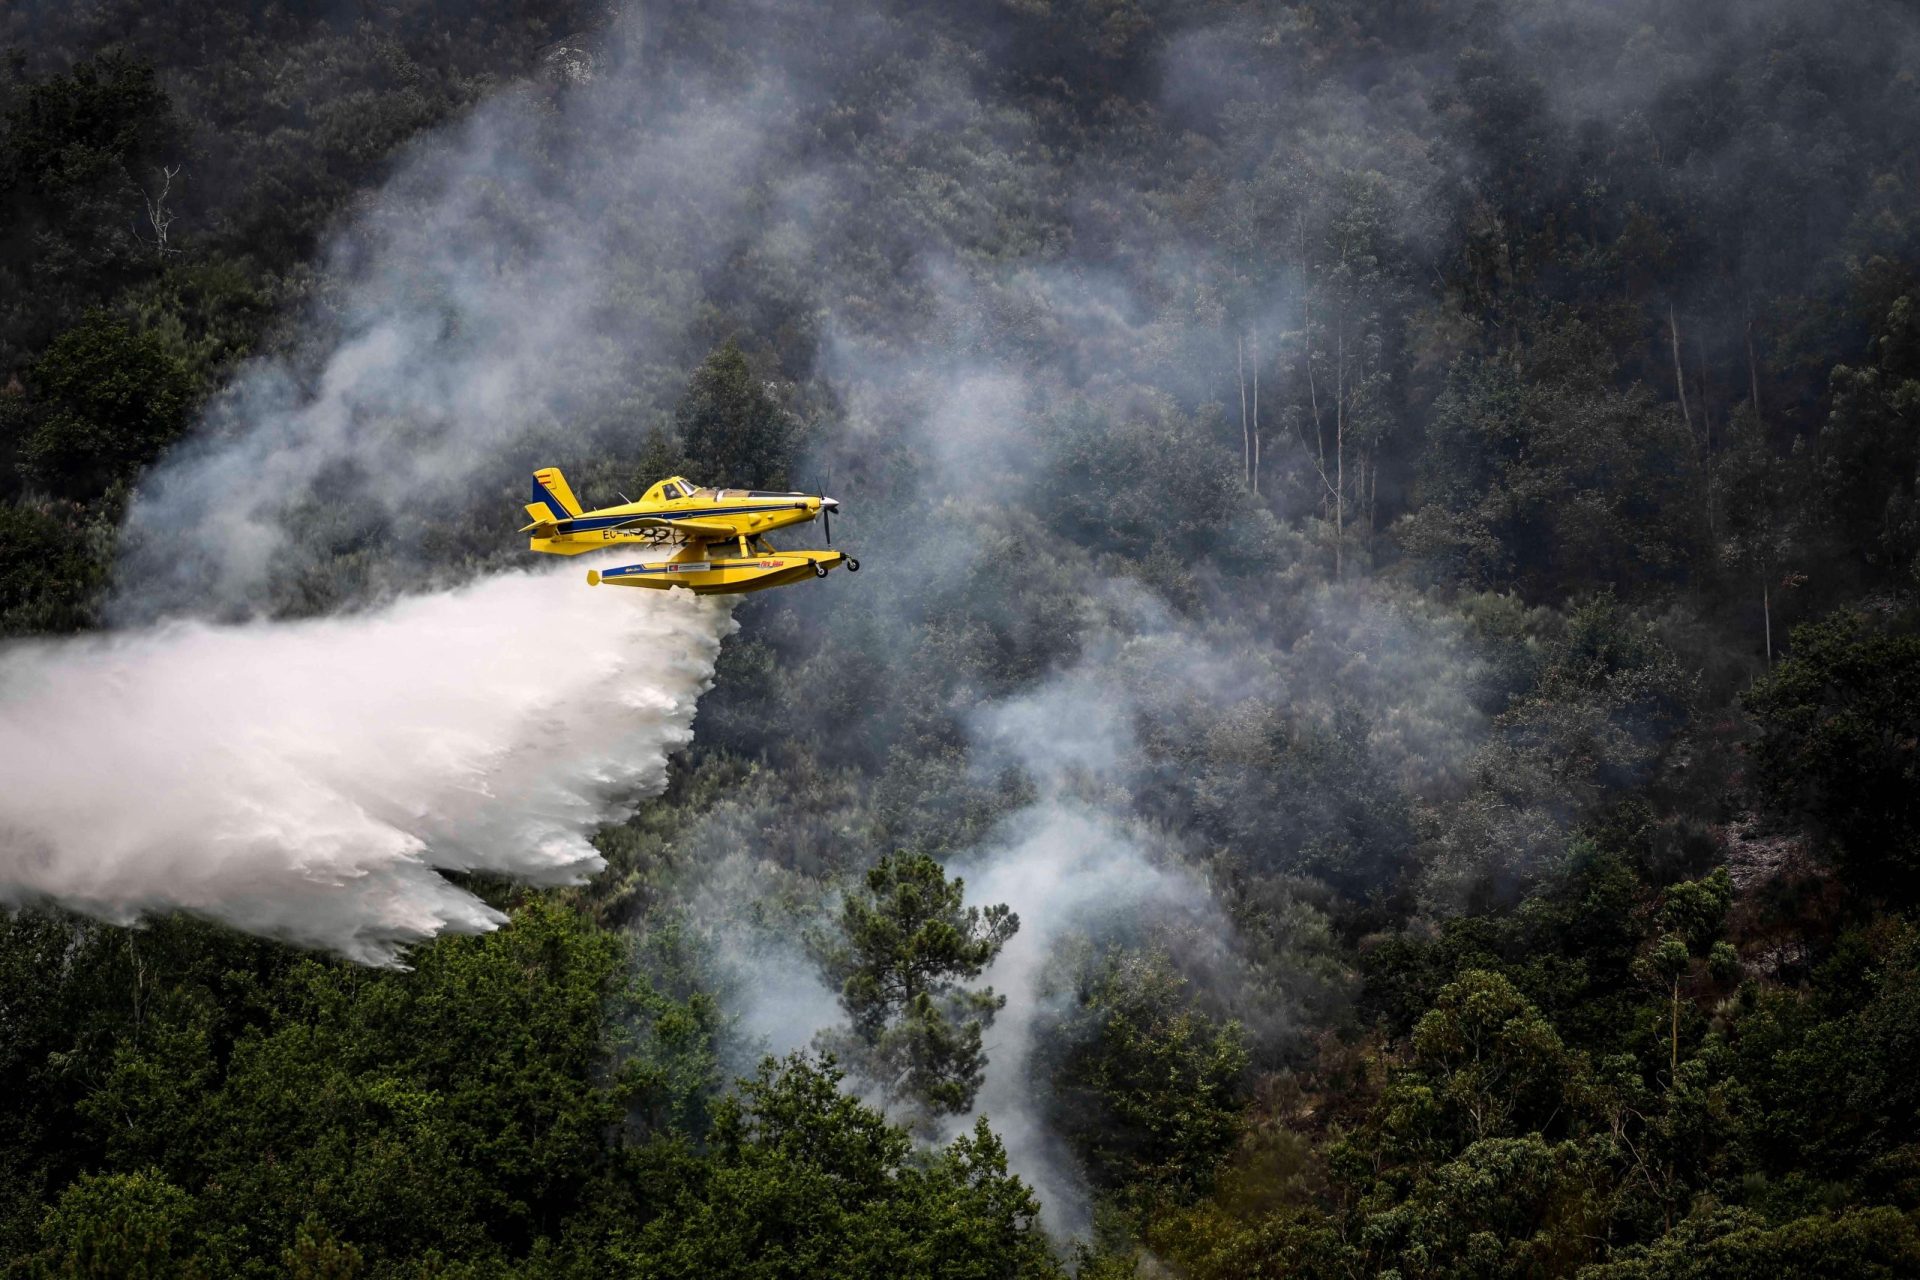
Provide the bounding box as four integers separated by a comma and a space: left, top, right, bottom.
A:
1250, 332, 1261, 497
1238, 334, 1250, 488
1296, 318, 1340, 567
1763, 573, 1772, 666
1698, 333, 1715, 541
139, 164, 183, 256
1668, 303, 1691, 432
1334, 307, 1346, 580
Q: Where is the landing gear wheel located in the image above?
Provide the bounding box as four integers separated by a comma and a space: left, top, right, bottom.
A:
846, 558, 860, 572
813, 562, 829, 578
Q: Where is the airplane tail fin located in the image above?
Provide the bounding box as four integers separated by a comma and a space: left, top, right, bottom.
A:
531, 467, 585, 518
524, 466, 587, 531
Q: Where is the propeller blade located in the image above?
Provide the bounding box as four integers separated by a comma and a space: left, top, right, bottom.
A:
824, 507, 833, 545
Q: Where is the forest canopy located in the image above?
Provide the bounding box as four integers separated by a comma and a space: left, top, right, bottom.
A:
2, 0, 1920, 1275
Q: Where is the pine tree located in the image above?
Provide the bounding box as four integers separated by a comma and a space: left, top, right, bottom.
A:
813, 855, 1018, 1117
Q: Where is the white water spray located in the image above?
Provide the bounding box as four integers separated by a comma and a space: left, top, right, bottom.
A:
0, 561, 730, 964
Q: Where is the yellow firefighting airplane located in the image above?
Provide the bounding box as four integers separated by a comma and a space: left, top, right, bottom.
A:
520, 467, 858, 595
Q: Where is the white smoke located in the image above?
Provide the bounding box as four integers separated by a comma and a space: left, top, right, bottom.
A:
930, 647, 1230, 1239
952, 804, 1216, 1240
0, 559, 731, 965
109, 22, 786, 623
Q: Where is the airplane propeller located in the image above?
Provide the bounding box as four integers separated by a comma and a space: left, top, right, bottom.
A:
821, 495, 839, 545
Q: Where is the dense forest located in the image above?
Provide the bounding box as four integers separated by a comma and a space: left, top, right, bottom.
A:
3, 0, 1920, 1275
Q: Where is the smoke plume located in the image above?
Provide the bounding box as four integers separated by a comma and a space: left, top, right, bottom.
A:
953, 805, 1219, 1239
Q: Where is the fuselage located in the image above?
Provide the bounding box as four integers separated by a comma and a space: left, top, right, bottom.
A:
522, 471, 856, 594
527, 482, 831, 556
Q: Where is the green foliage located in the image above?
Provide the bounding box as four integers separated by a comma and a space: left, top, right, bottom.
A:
1422, 597, 1694, 906
814, 854, 1017, 1116
1744, 611, 1920, 899
0, 500, 108, 634
675, 341, 795, 489
0, 53, 180, 365
77, 899, 634, 1264
281, 1216, 363, 1280
0, 898, 734, 1274
1042, 395, 1291, 575
1353, 1133, 1605, 1279
1185, 972, 1613, 1278
1366, 838, 1652, 1051
613, 924, 729, 1141
118, 260, 275, 391
1036, 947, 1249, 1203
19, 313, 196, 498
1400, 328, 1701, 598
25, 1169, 205, 1279
1662, 870, 1732, 954
6, 1, 1920, 1274
1819, 285, 1920, 581
1, 53, 175, 194
616, 1054, 1061, 1279
1405, 970, 1583, 1145
1582, 1206, 1920, 1279
1724, 921, 1920, 1200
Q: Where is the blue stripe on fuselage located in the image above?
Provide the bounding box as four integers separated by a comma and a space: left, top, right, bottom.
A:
554, 501, 808, 534
600, 558, 777, 577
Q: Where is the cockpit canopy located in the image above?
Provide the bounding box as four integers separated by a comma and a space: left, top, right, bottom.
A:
643, 476, 698, 502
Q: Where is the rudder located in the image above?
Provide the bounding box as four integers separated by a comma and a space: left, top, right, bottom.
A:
531, 467, 585, 519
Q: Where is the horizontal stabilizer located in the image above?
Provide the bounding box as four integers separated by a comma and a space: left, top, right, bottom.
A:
521, 500, 561, 534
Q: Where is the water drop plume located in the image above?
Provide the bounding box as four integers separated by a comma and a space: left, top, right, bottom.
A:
0, 562, 731, 965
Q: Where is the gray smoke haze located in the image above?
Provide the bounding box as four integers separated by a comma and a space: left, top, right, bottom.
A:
0, 560, 729, 964
956, 805, 1217, 1240
950, 656, 1227, 1239
110, 16, 791, 621
11, 0, 1796, 1234
920, 579, 1486, 1231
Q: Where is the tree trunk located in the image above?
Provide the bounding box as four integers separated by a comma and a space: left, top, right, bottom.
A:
1669, 304, 1691, 432
1335, 318, 1345, 581
1306, 336, 1327, 517
1746, 317, 1761, 417
1698, 335, 1715, 541
1367, 451, 1378, 539
1763, 574, 1772, 668
1237, 335, 1249, 488
1670, 975, 1680, 1077
1251, 338, 1261, 498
